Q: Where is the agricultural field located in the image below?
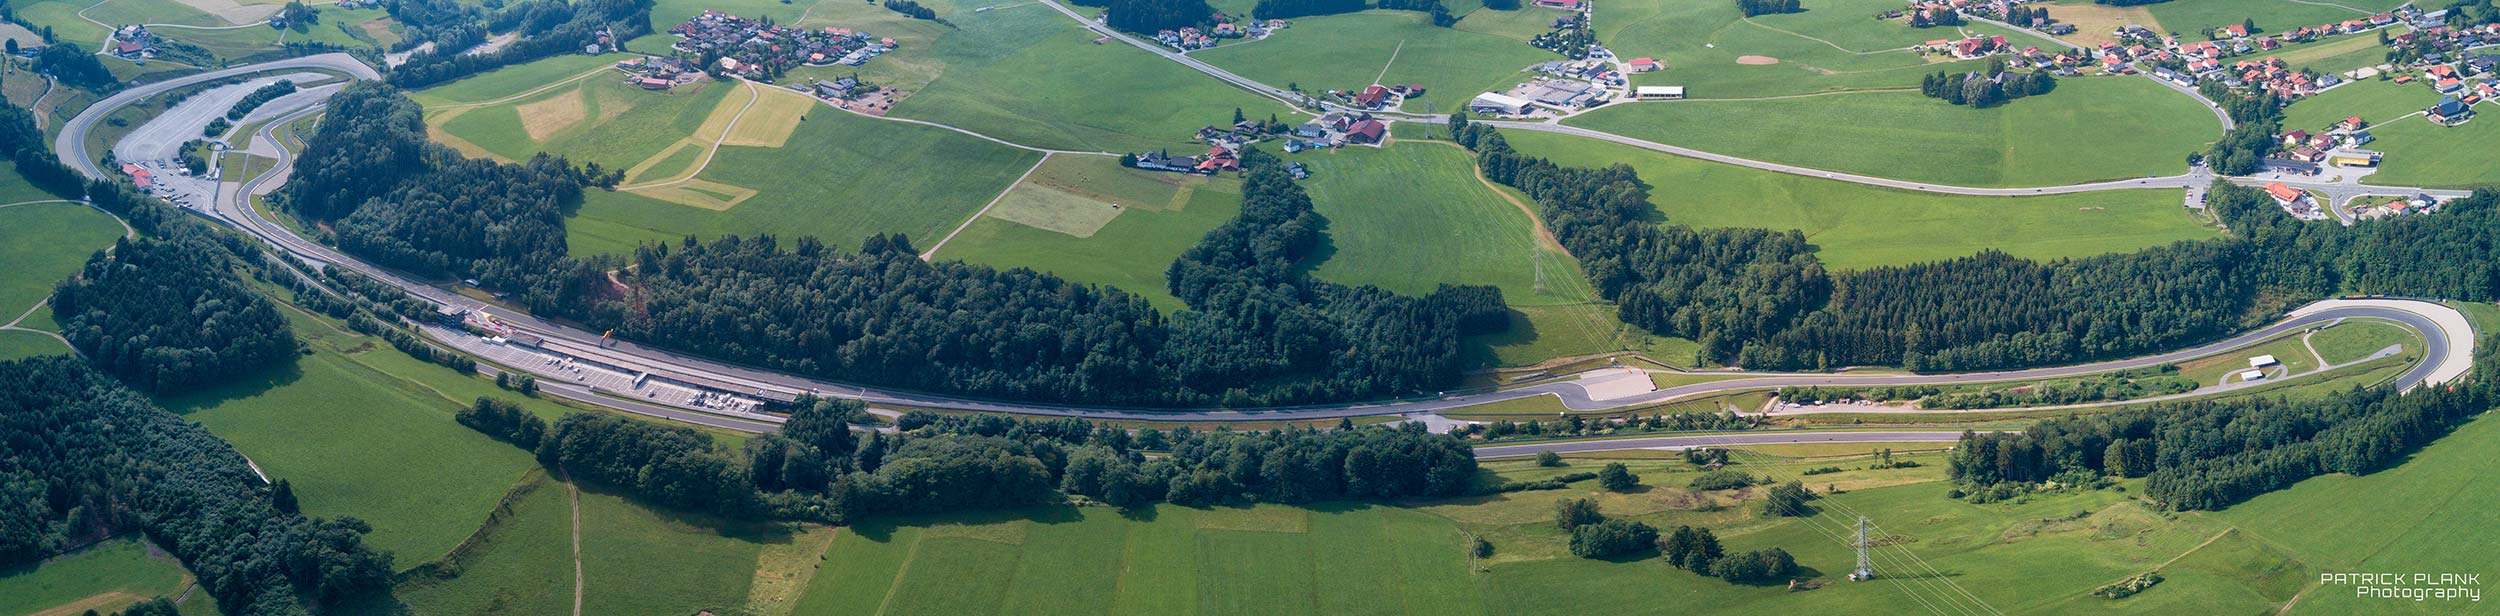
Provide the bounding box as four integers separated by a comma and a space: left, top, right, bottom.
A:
387, 474, 831, 616
156, 307, 547, 566
2280, 78, 2437, 133
564, 105, 1043, 256
1595, 0, 2007, 99
934, 153, 1240, 310
2142, 0, 2405, 37
1295, 142, 1583, 307
780, 444, 2398, 615
887, 3, 1289, 153
2357, 113, 2500, 190
426, 69, 740, 169
2271, 26, 2407, 75
1193, 9, 1555, 113
1483, 128, 2218, 270
0, 538, 195, 616
0, 201, 121, 318
2040, 1, 2163, 47
407, 53, 629, 107
1564, 77, 2221, 187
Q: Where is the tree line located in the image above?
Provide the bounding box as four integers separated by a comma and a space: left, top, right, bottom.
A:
226, 79, 298, 120
1253, 0, 1365, 20
0, 357, 395, 615
458, 396, 1481, 523
1100, 0, 1216, 35
1453, 115, 2500, 374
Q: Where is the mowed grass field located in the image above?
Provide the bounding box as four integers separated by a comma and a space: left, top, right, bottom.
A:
157, 307, 545, 567
0, 201, 123, 317
565, 106, 1043, 255
2143, 0, 2403, 36
390, 474, 831, 616
2281, 79, 2437, 133
937, 154, 1241, 310
1484, 128, 2217, 270
1295, 143, 1587, 307
784, 444, 2396, 615
1596, 0, 2006, 99
1192, 10, 1555, 113
2358, 114, 2500, 190
0, 538, 194, 616
889, 3, 1289, 153
1565, 77, 2220, 187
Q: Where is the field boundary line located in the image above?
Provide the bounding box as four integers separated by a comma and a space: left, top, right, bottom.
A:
422, 65, 619, 111
570, 480, 585, 616
920, 152, 1053, 260
1373, 39, 1405, 85
1739, 17, 1906, 55
616, 80, 762, 191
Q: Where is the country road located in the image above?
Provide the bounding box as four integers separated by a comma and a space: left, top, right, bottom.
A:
57, 54, 2481, 457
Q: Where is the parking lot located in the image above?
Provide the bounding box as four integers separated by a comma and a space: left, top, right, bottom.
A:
441, 330, 776, 420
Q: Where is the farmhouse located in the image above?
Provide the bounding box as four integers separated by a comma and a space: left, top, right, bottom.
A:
1468, 92, 1532, 115
109, 25, 155, 59
1343, 119, 1387, 144
1355, 84, 1394, 109
2428, 97, 2474, 125
1624, 57, 1661, 73
1634, 85, 1686, 100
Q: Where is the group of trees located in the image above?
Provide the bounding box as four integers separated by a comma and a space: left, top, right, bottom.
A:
1663, 526, 1799, 583
0, 357, 394, 615
1949, 328, 2500, 510
1375, 0, 1459, 26
1907, 7, 1963, 27
2000, 5, 2050, 26
1451, 409, 1757, 441
881, 0, 943, 21
1734, 0, 1801, 17
1918, 66, 2055, 108
2203, 118, 2282, 175
51, 233, 300, 392
388, 0, 652, 88
33, 42, 114, 91
0, 97, 82, 197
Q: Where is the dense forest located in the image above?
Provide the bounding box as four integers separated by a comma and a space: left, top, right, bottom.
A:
1105, 0, 1216, 34
0, 357, 395, 615
387, 0, 652, 88
32, 42, 114, 91
51, 234, 299, 392
459, 397, 1479, 522
1454, 114, 2500, 371
1253, 0, 1366, 20
280, 82, 604, 313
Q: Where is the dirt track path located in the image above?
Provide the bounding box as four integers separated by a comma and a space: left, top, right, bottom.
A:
569, 481, 585, 616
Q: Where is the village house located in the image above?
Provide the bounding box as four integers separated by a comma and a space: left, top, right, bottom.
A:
2428, 96, 2475, 125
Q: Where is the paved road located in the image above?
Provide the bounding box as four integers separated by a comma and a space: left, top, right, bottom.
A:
54, 53, 380, 178
1475, 431, 1974, 458
59, 55, 2479, 444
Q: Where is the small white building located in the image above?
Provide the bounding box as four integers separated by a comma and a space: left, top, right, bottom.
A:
1469, 92, 1532, 115
1634, 85, 1686, 100
2238, 368, 2268, 382
2249, 355, 2278, 368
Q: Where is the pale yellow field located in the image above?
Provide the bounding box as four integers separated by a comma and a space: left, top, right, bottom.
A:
2046, 1, 2162, 47
515, 88, 588, 141
719, 87, 814, 148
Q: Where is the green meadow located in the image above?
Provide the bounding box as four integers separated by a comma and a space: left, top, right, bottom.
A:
1565, 77, 2221, 187
1296, 143, 1586, 306
158, 307, 547, 566
2281, 78, 2437, 133
937, 153, 1243, 311
408, 53, 629, 107
1193, 10, 1555, 113
1595, 0, 2008, 99
889, 3, 1289, 153
0, 201, 123, 317
1485, 128, 2217, 270
0, 538, 194, 616
564, 107, 1043, 256
2144, 0, 2404, 37
2359, 114, 2500, 190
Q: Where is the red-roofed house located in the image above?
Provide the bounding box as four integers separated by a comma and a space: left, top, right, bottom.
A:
1355, 84, 1392, 108
2264, 182, 2305, 204
1625, 57, 1661, 73
1344, 119, 1386, 144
